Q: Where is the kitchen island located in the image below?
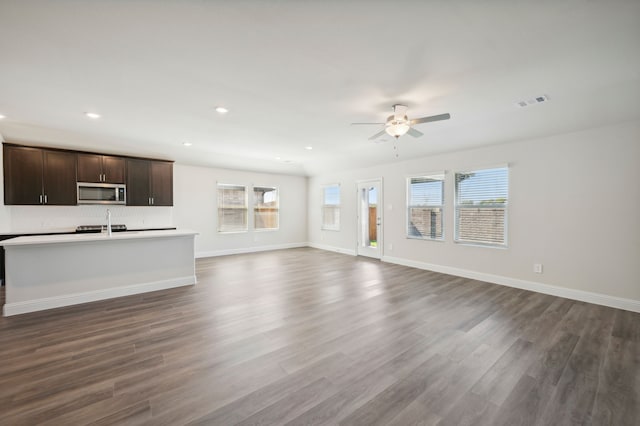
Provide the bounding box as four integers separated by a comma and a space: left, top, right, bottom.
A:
1, 229, 198, 316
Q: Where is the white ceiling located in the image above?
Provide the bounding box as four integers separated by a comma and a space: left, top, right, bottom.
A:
1, 1, 639, 176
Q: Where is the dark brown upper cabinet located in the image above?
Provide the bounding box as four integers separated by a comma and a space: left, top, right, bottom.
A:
126, 159, 173, 206
3, 145, 77, 205
77, 153, 125, 184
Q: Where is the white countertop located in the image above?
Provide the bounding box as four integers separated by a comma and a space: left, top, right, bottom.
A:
1, 229, 198, 247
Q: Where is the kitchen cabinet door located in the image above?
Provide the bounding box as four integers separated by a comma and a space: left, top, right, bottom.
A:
42, 150, 77, 205
126, 158, 151, 206
3, 145, 43, 205
77, 153, 102, 183
102, 156, 125, 184
150, 161, 173, 206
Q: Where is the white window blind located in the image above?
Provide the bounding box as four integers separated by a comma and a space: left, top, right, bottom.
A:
455, 167, 508, 246
407, 174, 444, 240
217, 184, 248, 232
322, 184, 340, 231
254, 186, 279, 230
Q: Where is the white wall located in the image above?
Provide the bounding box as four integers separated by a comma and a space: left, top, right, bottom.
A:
6, 205, 172, 232
308, 120, 640, 308
173, 163, 307, 257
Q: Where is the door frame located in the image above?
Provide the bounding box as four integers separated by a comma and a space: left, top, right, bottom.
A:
355, 178, 383, 259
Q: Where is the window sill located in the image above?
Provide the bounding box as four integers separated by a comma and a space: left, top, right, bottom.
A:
406, 236, 445, 242
454, 240, 508, 250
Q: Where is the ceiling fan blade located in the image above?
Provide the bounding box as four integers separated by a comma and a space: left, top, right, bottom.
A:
393, 104, 408, 120
368, 130, 387, 140
407, 127, 424, 138
351, 122, 384, 125
410, 113, 451, 125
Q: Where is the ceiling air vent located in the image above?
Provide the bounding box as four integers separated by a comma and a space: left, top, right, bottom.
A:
516, 94, 549, 108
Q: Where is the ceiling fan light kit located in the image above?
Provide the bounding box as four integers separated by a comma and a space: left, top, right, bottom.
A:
355, 104, 451, 141
385, 115, 411, 138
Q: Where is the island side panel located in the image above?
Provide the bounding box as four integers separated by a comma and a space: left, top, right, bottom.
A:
3, 234, 196, 316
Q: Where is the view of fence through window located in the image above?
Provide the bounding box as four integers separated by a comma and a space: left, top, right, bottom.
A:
407, 174, 444, 240
217, 184, 247, 232
254, 187, 278, 230
322, 184, 340, 230
455, 167, 508, 245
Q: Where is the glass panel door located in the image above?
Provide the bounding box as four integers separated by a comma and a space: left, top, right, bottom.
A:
357, 179, 382, 258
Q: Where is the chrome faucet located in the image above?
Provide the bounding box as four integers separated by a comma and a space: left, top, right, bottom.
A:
106, 209, 112, 236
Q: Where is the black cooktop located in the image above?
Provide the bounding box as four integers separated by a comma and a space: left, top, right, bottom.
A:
76, 224, 127, 233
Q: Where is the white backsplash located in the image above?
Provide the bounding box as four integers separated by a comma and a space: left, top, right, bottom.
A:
7, 205, 173, 232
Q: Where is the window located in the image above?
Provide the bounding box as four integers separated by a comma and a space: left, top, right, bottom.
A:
407, 174, 444, 240
254, 186, 279, 230
217, 184, 247, 232
455, 166, 508, 246
321, 184, 340, 230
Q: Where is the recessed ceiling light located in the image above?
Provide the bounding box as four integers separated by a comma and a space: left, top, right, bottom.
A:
182, 142, 192, 147
85, 112, 101, 119
305, 146, 313, 150
215, 107, 229, 114
0, 114, 6, 120
275, 156, 281, 160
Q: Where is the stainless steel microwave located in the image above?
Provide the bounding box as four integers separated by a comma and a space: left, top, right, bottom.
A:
77, 183, 126, 205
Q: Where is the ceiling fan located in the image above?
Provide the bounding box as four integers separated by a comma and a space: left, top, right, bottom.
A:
352, 104, 450, 140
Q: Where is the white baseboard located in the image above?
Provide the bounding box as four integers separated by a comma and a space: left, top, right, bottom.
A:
196, 242, 308, 259
3, 276, 196, 317
307, 242, 357, 256
382, 255, 640, 313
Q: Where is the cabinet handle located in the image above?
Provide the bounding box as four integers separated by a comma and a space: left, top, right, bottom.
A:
44, 195, 48, 204
148, 197, 151, 205
102, 173, 106, 182
39, 194, 43, 204
152, 197, 154, 205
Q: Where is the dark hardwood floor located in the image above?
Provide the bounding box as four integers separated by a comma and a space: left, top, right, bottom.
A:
0, 248, 638, 425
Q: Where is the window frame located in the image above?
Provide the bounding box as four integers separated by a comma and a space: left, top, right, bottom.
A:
406, 172, 445, 241
217, 183, 248, 233
253, 186, 279, 231
454, 165, 509, 248
321, 183, 341, 231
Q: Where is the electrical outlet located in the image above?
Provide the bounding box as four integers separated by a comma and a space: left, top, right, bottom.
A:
533, 263, 543, 274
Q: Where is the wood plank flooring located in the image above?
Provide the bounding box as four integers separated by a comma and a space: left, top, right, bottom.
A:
0, 247, 638, 425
